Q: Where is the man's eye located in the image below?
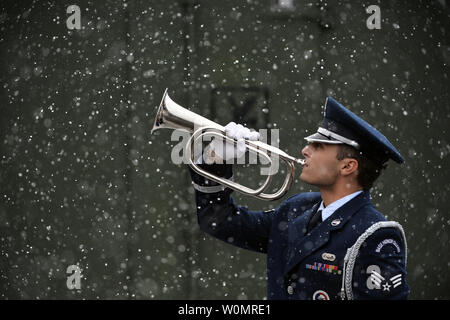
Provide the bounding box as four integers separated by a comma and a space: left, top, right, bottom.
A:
310, 142, 323, 149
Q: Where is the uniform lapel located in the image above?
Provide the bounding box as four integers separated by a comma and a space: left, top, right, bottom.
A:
284, 191, 371, 275
287, 202, 319, 250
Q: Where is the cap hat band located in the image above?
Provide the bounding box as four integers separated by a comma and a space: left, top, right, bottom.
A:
317, 127, 360, 149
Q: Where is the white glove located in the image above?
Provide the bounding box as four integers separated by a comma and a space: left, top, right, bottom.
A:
203, 122, 260, 164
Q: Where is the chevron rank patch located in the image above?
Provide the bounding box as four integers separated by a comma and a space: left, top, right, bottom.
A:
366, 264, 403, 292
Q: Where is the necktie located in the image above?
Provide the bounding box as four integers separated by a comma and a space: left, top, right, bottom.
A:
307, 209, 322, 233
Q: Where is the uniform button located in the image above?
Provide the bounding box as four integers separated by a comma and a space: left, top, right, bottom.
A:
287, 285, 294, 295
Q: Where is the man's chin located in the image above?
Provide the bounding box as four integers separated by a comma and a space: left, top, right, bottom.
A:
300, 175, 324, 189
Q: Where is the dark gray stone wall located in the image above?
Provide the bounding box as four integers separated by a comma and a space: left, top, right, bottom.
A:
1, 0, 448, 299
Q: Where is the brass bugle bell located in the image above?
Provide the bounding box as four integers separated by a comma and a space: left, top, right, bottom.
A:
151, 88, 305, 201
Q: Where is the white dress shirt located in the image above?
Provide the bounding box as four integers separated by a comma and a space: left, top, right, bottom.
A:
318, 190, 363, 222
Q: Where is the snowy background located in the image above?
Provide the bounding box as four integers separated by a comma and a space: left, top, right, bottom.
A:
0, 0, 449, 299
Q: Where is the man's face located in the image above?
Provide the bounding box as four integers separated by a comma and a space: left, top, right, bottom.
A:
300, 142, 342, 187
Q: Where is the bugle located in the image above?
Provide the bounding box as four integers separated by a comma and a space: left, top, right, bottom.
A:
151, 89, 305, 201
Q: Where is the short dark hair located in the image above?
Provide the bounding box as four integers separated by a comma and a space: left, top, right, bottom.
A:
336, 145, 387, 191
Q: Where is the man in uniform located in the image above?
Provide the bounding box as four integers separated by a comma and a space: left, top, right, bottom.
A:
188, 97, 410, 300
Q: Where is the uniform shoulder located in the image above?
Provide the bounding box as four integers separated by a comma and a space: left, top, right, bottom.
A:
353, 203, 387, 232
353, 204, 406, 246
356, 220, 407, 266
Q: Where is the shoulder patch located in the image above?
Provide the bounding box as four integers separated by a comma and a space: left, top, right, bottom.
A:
375, 238, 401, 253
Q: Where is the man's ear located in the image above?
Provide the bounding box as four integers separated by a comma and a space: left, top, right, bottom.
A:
340, 158, 359, 176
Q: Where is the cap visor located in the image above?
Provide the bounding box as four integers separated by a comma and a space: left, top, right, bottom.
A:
304, 132, 344, 144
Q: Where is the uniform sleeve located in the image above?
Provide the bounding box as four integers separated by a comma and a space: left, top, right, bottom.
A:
188, 163, 278, 254
351, 227, 410, 300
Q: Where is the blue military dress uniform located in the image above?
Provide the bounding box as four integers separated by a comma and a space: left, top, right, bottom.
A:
188, 97, 410, 300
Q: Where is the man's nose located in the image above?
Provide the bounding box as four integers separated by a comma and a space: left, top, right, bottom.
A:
301, 145, 310, 158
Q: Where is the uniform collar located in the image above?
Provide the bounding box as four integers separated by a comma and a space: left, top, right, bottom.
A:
318, 190, 363, 222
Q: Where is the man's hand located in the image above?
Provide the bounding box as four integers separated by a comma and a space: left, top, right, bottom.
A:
203, 122, 260, 164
